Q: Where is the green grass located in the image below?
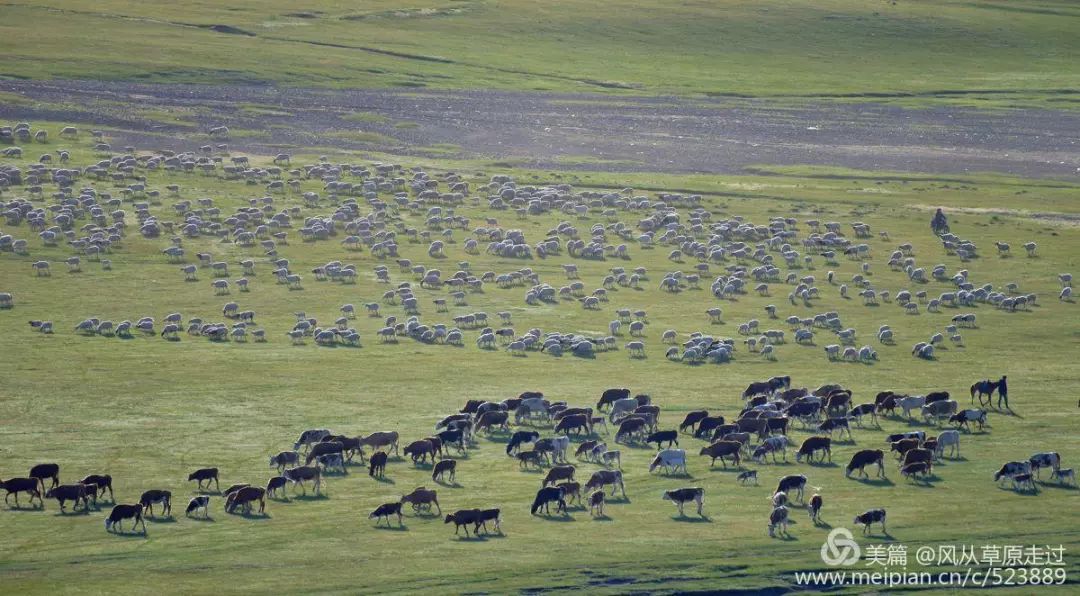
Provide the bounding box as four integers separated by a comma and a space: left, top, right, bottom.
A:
0, 129, 1078, 593
341, 112, 391, 125
0, 1, 1077, 102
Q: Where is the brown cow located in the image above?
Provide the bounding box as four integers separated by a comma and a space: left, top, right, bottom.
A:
305, 441, 344, 466
890, 438, 921, 459
796, 436, 832, 463
225, 486, 265, 515
699, 441, 742, 468
46, 484, 90, 513
359, 431, 400, 455
432, 459, 457, 483
401, 487, 440, 514
475, 411, 509, 433
404, 439, 435, 464
542, 465, 575, 487
554, 414, 590, 436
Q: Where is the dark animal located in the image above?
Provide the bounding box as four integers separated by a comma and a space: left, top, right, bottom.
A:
517, 450, 543, 469
543, 465, 575, 487
554, 414, 591, 436
475, 410, 509, 433
970, 379, 999, 406
796, 436, 832, 463
646, 430, 679, 449
266, 476, 288, 498
531, 486, 567, 515
885, 431, 924, 444
283, 466, 322, 495
370, 502, 403, 526
699, 441, 742, 468
847, 403, 877, 427
775, 474, 808, 502
477, 508, 501, 534
994, 461, 1032, 483
225, 486, 266, 514
663, 487, 704, 516
901, 448, 933, 470
818, 417, 852, 440
597, 388, 631, 411
679, 410, 709, 433
139, 489, 172, 517
46, 484, 90, 513
1029, 452, 1062, 478
575, 440, 599, 459
105, 504, 146, 533
693, 415, 726, 439
403, 440, 435, 464
432, 459, 457, 483
809, 494, 823, 523
588, 490, 605, 516
901, 462, 932, 481
854, 508, 887, 534
506, 430, 540, 456
305, 441, 344, 466
925, 391, 950, 404
401, 487, 440, 514
188, 467, 220, 492
558, 481, 581, 504
846, 449, 885, 478
436, 429, 466, 454
368, 451, 388, 477
890, 438, 921, 459
80, 474, 114, 500
29, 463, 60, 490
737, 470, 758, 485
445, 509, 483, 536
584, 470, 626, 497
615, 416, 648, 443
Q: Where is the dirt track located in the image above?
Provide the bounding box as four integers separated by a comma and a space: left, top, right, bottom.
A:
1, 80, 1078, 180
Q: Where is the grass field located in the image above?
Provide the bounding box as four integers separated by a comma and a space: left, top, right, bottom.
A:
1, 0, 1079, 106
0, 126, 1078, 593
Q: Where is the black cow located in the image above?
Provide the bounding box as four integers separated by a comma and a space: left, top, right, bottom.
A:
679, 410, 709, 433
854, 509, 887, 534
185, 495, 210, 518
105, 504, 146, 534
846, 449, 885, 479
80, 474, 114, 500
368, 451, 388, 477
530, 486, 567, 515
140, 490, 172, 517
445, 508, 483, 536
370, 502, 403, 526
188, 467, 220, 492
29, 463, 60, 490
597, 388, 631, 411
796, 436, 831, 463
477, 508, 502, 534
0, 477, 43, 508
645, 430, 679, 449
775, 474, 808, 502
46, 484, 90, 513
694, 416, 726, 439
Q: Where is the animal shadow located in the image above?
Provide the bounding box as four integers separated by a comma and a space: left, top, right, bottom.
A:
672, 514, 711, 523
374, 523, 408, 531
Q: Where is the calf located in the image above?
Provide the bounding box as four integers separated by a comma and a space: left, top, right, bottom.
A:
517, 450, 543, 470
370, 502, 404, 526
645, 430, 679, 449
588, 490, 605, 517
46, 484, 90, 513
269, 451, 301, 472
432, 459, 457, 483
808, 494, 823, 524
1011, 473, 1037, 492
266, 476, 288, 498
847, 403, 877, 427
854, 509, 887, 534
185, 495, 210, 518
950, 409, 987, 431
768, 505, 789, 537
663, 487, 704, 516
368, 451, 388, 478
575, 440, 599, 460
901, 461, 932, 481
846, 449, 885, 479
737, 470, 758, 485
188, 467, 220, 492
139, 489, 172, 517
558, 481, 581, 505
1050, 468, 1075, 486
901, 448, 934, 470
105, 504, 146, 534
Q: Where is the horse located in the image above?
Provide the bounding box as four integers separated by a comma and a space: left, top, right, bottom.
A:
970, 379, 1000, 407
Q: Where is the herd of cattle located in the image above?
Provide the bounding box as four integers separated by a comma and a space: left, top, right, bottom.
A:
1, 379, 1071, 538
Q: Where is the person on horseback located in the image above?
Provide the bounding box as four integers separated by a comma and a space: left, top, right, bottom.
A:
931, 208, 949, 235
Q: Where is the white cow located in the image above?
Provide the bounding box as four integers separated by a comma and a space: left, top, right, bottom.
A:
649, 449, 687, 475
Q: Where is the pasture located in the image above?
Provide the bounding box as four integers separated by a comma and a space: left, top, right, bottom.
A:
0, 123, 1078, 594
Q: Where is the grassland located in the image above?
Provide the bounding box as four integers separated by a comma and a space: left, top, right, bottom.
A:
0, 0, 1078, 104
0, 126, 1078, 594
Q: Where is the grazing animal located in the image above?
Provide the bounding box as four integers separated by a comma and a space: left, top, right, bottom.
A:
139, 490, 172, 517
370, 502, 404, 526
185, 496, 210, 518
768, 505, 789, 537
935, 430, 961, 458
269, 451, 301, 472
1050, 468, 1076, 486
846, 449, 886, 479
265, 476, 288, 498
902, 462, 933, 481
950, 409, 987, 432
105, 504, 146, 533
737, 470, 758, 485
530, 486, 567, 515
679, 410, 709, 433
368, 451, 388, 477
854, 509, 887, 535
1, 477, 43, 507
542, 465, 576, 487
305, 441, 345, 466
477, 508, 502, 534
597, 388, 631, 411
433, 459, 457, 483
1029, 452, 1062, 479
649, 449, 688, 475
700, 441, 742, 468
809, 494, 823, 523
188, 467, 220, 492
283, 466, 322, 495
585, 470, 627, 498
775, 474, 808, 502
80, 474, 114, 500
589, 490, 606, 516
401, 487, 441, 514
663, 487, 704, 516
796, 436, 832, 463
359, 431, 400, 455
225, 486, 266, 515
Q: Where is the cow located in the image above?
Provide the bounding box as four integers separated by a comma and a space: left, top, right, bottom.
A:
597, 388, 631, 411
795, 436, 831, 463
475, 411, 510, 433
269, 451, 301, 472
29, 463, 60, 491
589, 490, 606, 517
736, 417, 769, 439
368, 451, 388, 478
188, 467, 220, 492
185, 496, 210, 518
403, 440, 436, 464
935, 430, 961, 458
530, 487, 567, 516
854, 508, 887, 535
575, 440, 599, 461
283, 466, 322, 495
890, 438, 921, 459
1029, 452, 1062, 479
847, 403, 878, 427
1011, 473, 1037, 492
902, 448, 933, 469
305, 441, 345, 466
105, 504, 146, 534
477, 508, 502, 534
898, 395, 927, 419
370, 502, 404, 526
584, 470, 626, 498
615, 416, 648, 444
445, 509, 483, 536
358, 431, 400, 455
265, 476, 288, 499
808, 494, 823, 524
645, 430, 679, 449
950, 409, 987, 432
768, 505, 789, 537
608, 398, 640, 423
737, 470, 758, 485
401, 487, 440, 514
775, 474, 808, 502
649, 449, 688, 475
699, 441, 742, 468
679, 410, 709, 433
79, 474, 114, 501
554, 414, 591, 436
846, 449, 885, 479
226, 486, 266, 515
921, 399, 958, 425
1050, 468, 1076, 486
506, 430, 540, 455
994, 461, 1033, 484
542, 465, 576, 487
925, 391, 950, 404
663, 487, 704, 516
818, 417, 852, 441
901, 462, 932, 481
46, 484, 90, 513
558, 481, 581, 505
693, 416, 726, 439
885, 431, 924, 444
433, 459, 457, 483
517, 450, 543, 470
139, 490, 172, 517
293, 429, 331, 452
